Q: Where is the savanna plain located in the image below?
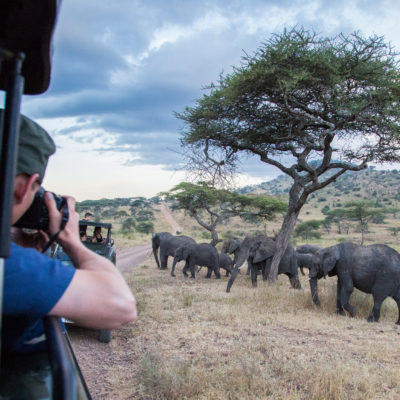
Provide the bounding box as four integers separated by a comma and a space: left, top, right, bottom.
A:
70, 190, 400, 400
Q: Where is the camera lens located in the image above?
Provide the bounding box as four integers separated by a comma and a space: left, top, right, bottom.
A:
14, 187, 67, 230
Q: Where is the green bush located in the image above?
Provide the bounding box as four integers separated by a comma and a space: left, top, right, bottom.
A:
136, 221, 154, 234
122, 217, 136, 232
201, 231, 211, 239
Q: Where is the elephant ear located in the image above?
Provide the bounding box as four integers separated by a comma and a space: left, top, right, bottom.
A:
322, 251, 337, 278
229, 240, 240, 254
254, 239, 276, 264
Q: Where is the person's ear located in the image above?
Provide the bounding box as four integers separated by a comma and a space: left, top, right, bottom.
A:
14, 173, 39, 204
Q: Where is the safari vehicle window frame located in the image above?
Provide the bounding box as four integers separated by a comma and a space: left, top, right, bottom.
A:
0, 1, 91, 398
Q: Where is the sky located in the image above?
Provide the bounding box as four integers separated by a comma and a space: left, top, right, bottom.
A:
19, 0, 400, 200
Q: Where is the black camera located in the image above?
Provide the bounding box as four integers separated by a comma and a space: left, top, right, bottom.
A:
14, 186, 68, 230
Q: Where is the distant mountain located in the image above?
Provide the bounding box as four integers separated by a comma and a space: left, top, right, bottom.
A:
239, 167, 400, 208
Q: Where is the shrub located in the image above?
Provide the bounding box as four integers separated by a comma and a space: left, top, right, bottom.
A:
122, 217, 136, 232
136, 221, 154, 234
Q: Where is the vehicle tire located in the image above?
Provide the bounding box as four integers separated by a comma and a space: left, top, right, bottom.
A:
98, 329, 112, 343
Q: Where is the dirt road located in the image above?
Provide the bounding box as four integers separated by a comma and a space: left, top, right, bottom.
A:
68, 203, 180, 398
159, 202, 182, 234
68, 243, 152, 398
117, 244, 152, 273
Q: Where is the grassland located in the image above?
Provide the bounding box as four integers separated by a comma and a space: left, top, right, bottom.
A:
96, 201, 400, 399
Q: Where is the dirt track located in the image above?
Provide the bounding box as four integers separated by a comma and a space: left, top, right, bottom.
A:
68, 203, 176, 398
67, 243, 152, 399
117, 244, 152, 273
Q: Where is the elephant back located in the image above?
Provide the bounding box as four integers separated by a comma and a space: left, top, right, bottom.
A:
296, 244, 322, 255
195, 243, 219, 266
171, 235, 196, 248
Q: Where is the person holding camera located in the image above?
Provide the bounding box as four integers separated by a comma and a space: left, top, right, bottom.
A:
3, 112, 137, 353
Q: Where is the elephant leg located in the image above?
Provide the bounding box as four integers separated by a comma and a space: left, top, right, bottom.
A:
367, 292, 385, 323
262, 259, 271, 281
289, 275, 301, 289
393, 289, 400, 324
171, 258, 178, 277
339, 278, 356, 317
250, 265, 258, 288
206, 267, 212, 278
335, 280, 345, 315
214, 264, 221, 279
182, 261, 189, 277
160, 249, 168, 269
189, 260, 196, 278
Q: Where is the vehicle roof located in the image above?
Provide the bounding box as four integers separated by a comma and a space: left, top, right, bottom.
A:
79, 220, 112, 228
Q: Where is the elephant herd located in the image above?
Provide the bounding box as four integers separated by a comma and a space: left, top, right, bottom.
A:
151, 232, 400, 325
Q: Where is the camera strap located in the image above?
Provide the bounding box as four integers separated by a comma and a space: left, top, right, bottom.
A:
41, 201, 70, 254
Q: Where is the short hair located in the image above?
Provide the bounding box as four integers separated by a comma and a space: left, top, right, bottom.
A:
85, 212, 93, 218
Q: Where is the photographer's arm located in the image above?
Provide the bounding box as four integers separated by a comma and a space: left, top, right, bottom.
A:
44, 192, 137, 329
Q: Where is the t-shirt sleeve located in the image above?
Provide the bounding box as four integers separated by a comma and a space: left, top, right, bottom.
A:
4, 243, 76, 318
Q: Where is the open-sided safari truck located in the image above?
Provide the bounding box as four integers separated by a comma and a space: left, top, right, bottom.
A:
0, 1, 91, 399
54, 220, 116, 343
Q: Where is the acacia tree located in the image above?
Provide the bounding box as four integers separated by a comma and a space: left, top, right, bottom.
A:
340, 200, 382, 245
163, 181, 287, 246
177, 28, 400, 282
294, 220, 323, 240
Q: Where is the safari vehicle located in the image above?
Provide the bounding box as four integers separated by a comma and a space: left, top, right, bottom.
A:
54, 220, 116, 343
79, 221, 116, 265
0, 1, 91, 399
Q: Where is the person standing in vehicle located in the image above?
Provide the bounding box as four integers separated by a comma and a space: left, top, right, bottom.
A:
2, 112, 137, 353
80, 212, 93, 241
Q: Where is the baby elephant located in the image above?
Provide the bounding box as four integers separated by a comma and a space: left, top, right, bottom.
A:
219, 252, 233, 276
296, 244, 322, 275
172, 243, 221, 279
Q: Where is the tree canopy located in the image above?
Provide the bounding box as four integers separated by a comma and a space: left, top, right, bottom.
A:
163, 181, 287, 246
177, 27, 400, 281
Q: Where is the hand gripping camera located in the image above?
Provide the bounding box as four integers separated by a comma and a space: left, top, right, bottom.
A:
14, 187, 68, 231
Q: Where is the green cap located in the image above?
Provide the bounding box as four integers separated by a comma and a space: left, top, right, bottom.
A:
1, 109, 56, 183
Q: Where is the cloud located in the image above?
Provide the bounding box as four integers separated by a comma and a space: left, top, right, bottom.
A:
19, 0, 400, 199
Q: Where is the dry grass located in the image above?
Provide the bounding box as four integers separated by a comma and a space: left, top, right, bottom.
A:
104, 256, 400, 399
94, 201, 400, 399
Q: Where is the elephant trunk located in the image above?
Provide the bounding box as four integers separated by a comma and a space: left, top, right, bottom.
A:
153, 248, 160, 269
226, 265, 240, 293
309, 277, 320, 305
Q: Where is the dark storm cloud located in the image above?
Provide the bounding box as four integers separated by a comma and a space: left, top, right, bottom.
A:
20, 0, 400, 180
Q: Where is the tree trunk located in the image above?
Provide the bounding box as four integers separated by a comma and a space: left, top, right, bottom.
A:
210, 227, 219, 247
268, 210, 299, 282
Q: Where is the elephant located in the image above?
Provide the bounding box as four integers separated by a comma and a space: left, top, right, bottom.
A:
226, 235, 301, 293
309, 241, 400, 324
171, 243, 221, 279
296, 252, 314, 276
296, 244, 323, 254
152, 232, 196, 269
196, 251, 233, 277
222, 238, 250, 275
219, 251, 233, 276
296, 244, 322, 275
